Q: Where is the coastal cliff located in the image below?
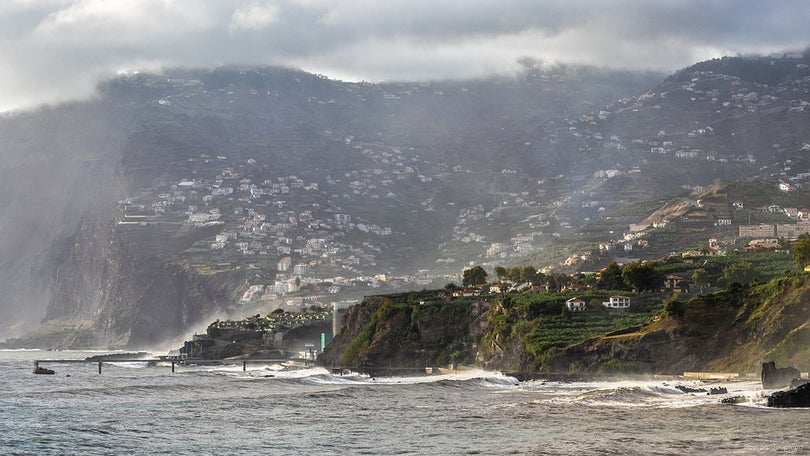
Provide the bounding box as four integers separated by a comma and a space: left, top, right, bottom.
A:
318, 291, 484, 369
320, 275, 810, 376
37, 210, 245, 348
547, 275, 810, 375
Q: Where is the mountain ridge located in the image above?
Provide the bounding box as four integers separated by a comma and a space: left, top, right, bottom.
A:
2, 53, 809, 347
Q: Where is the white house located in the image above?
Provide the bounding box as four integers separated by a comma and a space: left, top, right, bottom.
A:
565, 297, 587, 312
603, 295, 631, 309
779, 182, 796, 193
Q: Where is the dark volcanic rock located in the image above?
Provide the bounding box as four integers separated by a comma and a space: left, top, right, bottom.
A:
761, 361, 800, 389
790, 378, 810, 389
767, 382, 810, 408
675, 385, 707, 394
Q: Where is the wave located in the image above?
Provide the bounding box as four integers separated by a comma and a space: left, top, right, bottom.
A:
234, 366, 524, 388
532, 380, 767, 408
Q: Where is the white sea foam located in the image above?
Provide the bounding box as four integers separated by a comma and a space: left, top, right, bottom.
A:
523, 379, 768, 409
0, 350, 800, 455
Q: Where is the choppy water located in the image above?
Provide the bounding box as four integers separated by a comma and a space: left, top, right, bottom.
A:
1, 350, 807, 455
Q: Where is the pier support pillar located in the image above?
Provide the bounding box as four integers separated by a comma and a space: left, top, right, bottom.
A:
171, 361, 175, 373
243, 361, 247, 372
98, 361, 102, 374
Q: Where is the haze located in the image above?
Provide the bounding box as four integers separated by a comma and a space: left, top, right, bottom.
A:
1, 0, 809, 112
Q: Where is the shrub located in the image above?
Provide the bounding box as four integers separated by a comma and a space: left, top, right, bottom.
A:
661, 296, 685, 317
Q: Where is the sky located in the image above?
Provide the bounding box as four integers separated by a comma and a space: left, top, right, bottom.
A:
1, 0, 809, 112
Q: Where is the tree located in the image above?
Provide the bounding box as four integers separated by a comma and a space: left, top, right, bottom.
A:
722, 261, 756, 285
462, 266, 488, 287
500, 295, 514, 310
661, 295, 685, 317
597, 262, 626, 290
444, 282, 460, 293
691, 268, 710, 293
506, 267, 522, 282
546, 273, 568, 292
519, 266, 540, 284
793, 235, 810, 269
494, 266, 507, 280
621, 261, 664, 292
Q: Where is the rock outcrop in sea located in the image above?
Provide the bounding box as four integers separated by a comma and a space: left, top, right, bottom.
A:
767, 382, 810, 407
761, 361, 800, 389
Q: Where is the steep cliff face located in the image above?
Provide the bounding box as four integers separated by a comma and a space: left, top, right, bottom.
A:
544, 297, 742, 374
320, 276, 810, 375
546, 276, 810, 375
43, 210, 245, 348
319, 293, 477, 368
0, 102, 132, 336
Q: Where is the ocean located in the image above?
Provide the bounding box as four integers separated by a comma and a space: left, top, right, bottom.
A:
0, 350, 806, 455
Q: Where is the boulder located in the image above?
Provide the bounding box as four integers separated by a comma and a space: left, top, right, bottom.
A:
767, 382, 810, 407
761, 361, 800, 389
790, 378, 810, 389
721, 395, 744, 404
675, 385, 706, 394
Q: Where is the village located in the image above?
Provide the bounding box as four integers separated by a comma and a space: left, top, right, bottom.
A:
109, 57, 810, 314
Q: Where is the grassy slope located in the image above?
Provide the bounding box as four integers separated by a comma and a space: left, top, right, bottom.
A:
547, 273, 810, 375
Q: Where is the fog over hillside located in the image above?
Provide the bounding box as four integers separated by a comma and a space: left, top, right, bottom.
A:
0, 63, 663, 343
2, 1, 809, 112
2, 3, 810, 347
1, 50, 809, 347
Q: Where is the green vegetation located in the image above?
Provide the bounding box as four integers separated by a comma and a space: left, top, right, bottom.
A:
643, 250, 796, 288
479, 289, 661, 371
745, 275, 803, 323
793, 234, 810, 268
622, 261, 664, 292
661, 295, 685, 317
329, 241, 810, 374
332, 290, 476, 367
521, 311, 653, 356
343, 320, 379, 366
766, 326, 810, 367
462, 266, 488, 287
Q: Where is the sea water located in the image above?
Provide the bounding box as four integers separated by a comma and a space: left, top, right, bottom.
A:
0, 350, 807, 455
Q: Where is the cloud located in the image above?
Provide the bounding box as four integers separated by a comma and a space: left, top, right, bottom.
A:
1, 0, 809, 111
229, 2, 280, 32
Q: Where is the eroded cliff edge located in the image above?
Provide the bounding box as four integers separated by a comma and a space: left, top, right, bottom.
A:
547, 277, 810, 375
30, 209, 245, 349
320, 276, 810, 376
319, 291, 484, 369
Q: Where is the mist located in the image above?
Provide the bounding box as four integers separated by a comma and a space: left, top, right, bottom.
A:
2, 0, 810, 112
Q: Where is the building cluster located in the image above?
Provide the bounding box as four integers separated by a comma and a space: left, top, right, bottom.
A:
565, 295, 632, 312
208, 310, 331, 335
114, 147, 473, 304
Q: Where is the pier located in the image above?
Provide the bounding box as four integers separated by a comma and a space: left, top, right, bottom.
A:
33, 357, 314, 374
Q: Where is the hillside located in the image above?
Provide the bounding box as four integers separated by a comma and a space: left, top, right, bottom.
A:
319, 272, 810, 377
547, 274, 810, 375
3, 53, 810, 348
318, 291, 480, 368
0, 64, 659, 347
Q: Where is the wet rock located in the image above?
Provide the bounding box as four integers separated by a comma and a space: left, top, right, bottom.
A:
767, 382, 810, 408
708, 387, 727, 395
675, 385, 706, 394
790, 378, 810, 389
761, 361, 800, 389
